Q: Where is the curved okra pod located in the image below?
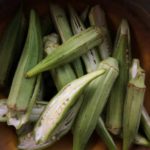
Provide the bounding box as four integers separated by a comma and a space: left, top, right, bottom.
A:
141, 107, 150, 141
89, 5, 112, 59
73, 58, 119, 150
123, 59, 146, 150
26, 26, 103, 78
106, 19, 131, 135
69, 5, 100, 73
6, 10, 43, 129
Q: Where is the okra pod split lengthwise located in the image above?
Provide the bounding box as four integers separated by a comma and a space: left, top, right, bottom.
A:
123, 59, 146, 150
18, 69, 105, 149
6, 10, 43, 129
69, 5, 100, 73
106, 19, 131, 135
26, 26, 103, 77
0, 7, 26, 86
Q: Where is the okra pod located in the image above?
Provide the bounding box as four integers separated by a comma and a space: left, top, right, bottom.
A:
18, 69, 105, 149
50, 4, 84, 77
43, 33, 76, 90
89, 5, 112, 59
123, 59, 146, 150
69, 5, 100, 73
26, 26, 103, 77
96, 118, 117, 150
141, 107, 150, 141
106, 19, 131, 135
7, 10, 42, 128
0, 7, 26, 86
73, 57, 118, 150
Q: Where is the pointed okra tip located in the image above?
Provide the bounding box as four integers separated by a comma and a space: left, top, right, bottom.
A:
129, 59, 146, 88
120, 19, 130, 35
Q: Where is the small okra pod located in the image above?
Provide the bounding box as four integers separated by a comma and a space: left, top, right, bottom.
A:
89, 5, 112, 59
26, 26, 103, 78
96, 117, 117, 150
123, 59, 146, 150
69, 5, 100, 73
141, 107, 150, 141
106, 19, 131, 135
6, 10, 43, 129
50, 4, 84, 77
73, 57, 119, 150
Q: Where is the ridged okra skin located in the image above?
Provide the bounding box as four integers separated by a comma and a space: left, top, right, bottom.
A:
106, 19, 131, 135
0, 7, 26, 87
18, 69, 105, 149
50, 4, 84, 78
26, 26, 103, 77
73, 58, 119, 150
123, 59, 146, 150
7, 9, 42, 112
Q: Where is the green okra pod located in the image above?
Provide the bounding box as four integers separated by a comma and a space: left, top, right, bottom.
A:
73, 57, 119, 150
69, 5, 100, 73
26, 26, 103, 78
106, 19, 131, 135
89, 5, 112, 59
43, 33, 76, 90
123, 59, 146, 150
50, 4, 84, 77
6, 10, 42, 129
0, 7, 26, 86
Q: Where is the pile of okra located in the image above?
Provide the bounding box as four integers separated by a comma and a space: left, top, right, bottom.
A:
0, 3, 149, 150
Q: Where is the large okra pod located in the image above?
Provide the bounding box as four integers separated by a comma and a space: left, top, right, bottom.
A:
50, 4, 84, 77
18, 69, 105, 148
73, 58, 119, 150
123, 59, 146, 150
106, 19, 131, 134
0, 8, 26, 86
141, 107, 150, 140
69, 5, 100, 73
96, 118, 117, 150
18, 98, 83, 150
7, 10, 42, 128
89, 5, 112, 59
0, 99, 8, 122
43, 33, 76, 90
26, 26, 103, 77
